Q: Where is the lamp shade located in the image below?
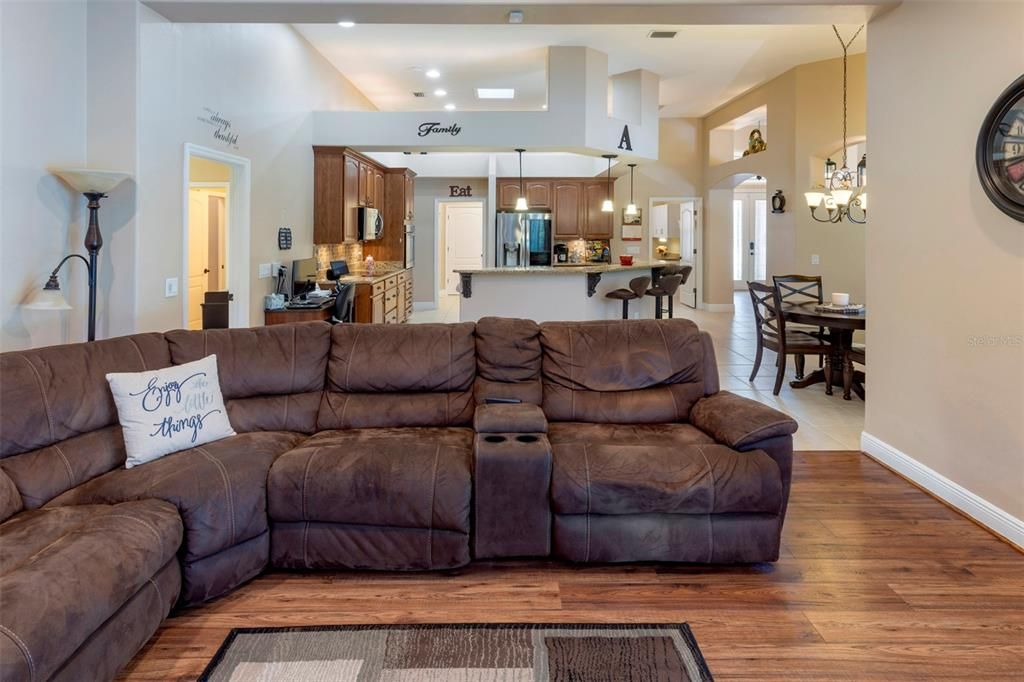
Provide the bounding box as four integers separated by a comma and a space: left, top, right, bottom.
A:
856, 192, 868, 211
50, 168, 131, 194
624, 202, 638, 216
514, 196, 528, 211
601, 198, 614, 213
804, 191, 825, 208
832, 189, 854, 206
24, 285, 72, 311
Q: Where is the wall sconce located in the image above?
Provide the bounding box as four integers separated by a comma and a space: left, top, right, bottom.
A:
771, 190, 786, 214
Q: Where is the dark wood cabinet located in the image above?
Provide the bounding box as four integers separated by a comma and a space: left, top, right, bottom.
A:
404, 173, 415, 222
498, 181, 522, 210
363, 168, 415, 264
553, 183, 583, 238
315, 147, 391, 245
526, 181, 551, 209
583, 181, 613, 239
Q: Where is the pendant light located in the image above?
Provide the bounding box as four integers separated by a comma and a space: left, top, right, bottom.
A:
804, 24, 867, 225
514, 149, 528, 211
601, 154, 616, 213
624, 163, 638, 216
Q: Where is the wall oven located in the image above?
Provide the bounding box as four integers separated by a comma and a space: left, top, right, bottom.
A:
404, 225, 415, 268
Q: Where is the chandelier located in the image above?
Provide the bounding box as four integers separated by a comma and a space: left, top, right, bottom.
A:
805, 25, 867, 224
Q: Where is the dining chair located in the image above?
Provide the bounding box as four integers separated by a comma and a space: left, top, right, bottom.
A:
846, 344, 866, 399
605, 276, 651, 319
748, 281, 832, 395
773, 273, 827, 364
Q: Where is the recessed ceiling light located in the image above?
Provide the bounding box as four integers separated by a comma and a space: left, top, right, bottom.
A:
541, 104, 548, 110
444, 103, 456, 111
476, 88, 515, 100
337, 20, 355, 28
425, 69, 441, 79
433, 88, 447, 97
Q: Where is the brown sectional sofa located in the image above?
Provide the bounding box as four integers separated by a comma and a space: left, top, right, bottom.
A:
0, 317, 797, 681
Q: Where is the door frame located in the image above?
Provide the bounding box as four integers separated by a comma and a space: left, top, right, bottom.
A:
647, 196, 703, 310
181, 143, 251, 329
434, 196, 487, 307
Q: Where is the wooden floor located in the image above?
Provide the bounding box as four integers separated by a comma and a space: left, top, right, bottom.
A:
120, 452, 1023, 681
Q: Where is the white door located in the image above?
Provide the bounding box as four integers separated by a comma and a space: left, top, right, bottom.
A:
445, 203, 484, 295
187, 191, 210, 330
732, 191, 767, 288
678, 200, 698, 308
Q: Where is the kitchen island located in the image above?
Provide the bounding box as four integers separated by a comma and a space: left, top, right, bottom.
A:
454, 261, 676, 322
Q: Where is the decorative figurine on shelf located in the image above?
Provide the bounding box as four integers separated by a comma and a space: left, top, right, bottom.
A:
364, 255, 375, 276
743, 128, 767, 157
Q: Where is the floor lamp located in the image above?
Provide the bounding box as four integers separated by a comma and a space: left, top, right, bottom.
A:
24, 169, 131, 341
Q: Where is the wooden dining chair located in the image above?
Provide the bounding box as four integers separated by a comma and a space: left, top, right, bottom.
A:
748, 282, 832, 395
773, 274, 827, 365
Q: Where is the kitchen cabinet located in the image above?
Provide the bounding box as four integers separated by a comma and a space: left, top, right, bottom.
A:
313, 147, 363, 243
404, 172, 415, 222
650, 203, 669, 239
498, 181, 522, 210
526, 181, 551, 209
353, 268, 413, 324
372, 167, 385, 209
583, 181, 613, 239
358, 162, 371, 207
363, 167, 416, 265
553, 182, 583, 238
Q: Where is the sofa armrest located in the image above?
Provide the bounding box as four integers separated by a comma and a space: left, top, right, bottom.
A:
689, 391, 798, 449
474, 403, 547, 434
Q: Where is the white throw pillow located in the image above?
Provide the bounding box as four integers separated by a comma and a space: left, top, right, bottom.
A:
106, 355, 236, 468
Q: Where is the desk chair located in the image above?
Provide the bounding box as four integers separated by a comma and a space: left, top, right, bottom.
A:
331, 284, 355, 324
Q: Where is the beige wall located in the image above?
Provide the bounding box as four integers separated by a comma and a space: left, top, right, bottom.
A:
1, 1, 88, 351
136, 15, 375, 331
611, 118, 704, 257
700, 53, 866, 306
866, 2, 1024, 520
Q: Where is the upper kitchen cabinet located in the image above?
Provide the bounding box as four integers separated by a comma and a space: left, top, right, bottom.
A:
314, 146, 386, 244
526, 181, 551, 209
498, 181, 522, 210
364, 167, 416, 264
583, 181, 613, 239
552, 182, 583, 238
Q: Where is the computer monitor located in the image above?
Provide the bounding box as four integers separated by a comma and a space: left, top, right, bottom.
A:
291, 258, 318, 297
327, 260, 349, 280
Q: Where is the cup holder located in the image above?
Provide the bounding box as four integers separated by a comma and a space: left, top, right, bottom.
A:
515, 435, 539, 443
483, 435, 507, 443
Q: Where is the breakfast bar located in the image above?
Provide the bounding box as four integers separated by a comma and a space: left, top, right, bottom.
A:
454, 261, 676, 322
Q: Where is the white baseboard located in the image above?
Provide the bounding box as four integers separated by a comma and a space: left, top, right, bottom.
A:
412, 302, 437, 311
861, 432, 1023, 550
702, 303, 735, 313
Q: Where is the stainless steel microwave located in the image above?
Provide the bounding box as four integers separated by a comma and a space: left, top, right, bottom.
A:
358, 207, 384, 241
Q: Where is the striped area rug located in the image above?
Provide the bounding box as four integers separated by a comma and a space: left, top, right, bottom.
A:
199, 623, 713, 681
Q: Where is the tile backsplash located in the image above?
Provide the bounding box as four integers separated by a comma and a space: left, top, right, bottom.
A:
314, 242, 363, 280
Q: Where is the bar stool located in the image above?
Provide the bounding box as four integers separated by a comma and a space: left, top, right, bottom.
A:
645, 274, 684, 318
605, 276, 650, 319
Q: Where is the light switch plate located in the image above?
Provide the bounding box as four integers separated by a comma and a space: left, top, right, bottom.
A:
164, 278, 178, 298
811, 254, 820, 265
258, 263, 272, 279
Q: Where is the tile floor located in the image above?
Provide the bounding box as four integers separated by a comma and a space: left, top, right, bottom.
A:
410, 292, 864, 450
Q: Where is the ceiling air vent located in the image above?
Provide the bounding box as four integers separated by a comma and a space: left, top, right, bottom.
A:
412, 91, 426, 98
648, 30, 677, 39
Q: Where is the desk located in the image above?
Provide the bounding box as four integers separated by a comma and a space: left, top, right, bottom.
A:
264, 300, 333, 326
781, 301, 866, 400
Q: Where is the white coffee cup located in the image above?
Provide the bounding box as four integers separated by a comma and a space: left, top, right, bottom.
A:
831, 292, 850, 306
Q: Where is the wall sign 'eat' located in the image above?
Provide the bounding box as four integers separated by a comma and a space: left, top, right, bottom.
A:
449, 185, 473, 197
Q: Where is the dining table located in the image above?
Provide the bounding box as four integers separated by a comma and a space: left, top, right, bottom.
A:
780, 301, 866, 400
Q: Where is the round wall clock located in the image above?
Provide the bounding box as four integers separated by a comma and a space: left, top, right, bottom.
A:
977, 74, 1024, 222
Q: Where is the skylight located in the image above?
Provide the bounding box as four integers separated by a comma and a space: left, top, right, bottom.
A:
476, 88, 515, 100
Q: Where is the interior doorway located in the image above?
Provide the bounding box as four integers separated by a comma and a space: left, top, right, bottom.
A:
648, 196, 703, 309
732, 176, 768, 289
181, 144, 251, 329
438, 200, 485, 297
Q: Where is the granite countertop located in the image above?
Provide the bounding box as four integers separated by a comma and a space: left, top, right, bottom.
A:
335, 264, 410, 284
454, 261, 675, 275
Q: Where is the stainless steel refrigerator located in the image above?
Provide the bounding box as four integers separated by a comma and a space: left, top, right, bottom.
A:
495, 212, 552, 267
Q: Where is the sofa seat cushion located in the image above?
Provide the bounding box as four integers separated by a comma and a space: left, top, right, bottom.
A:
0, 500, 181, 682
547, 422, 714, 447
47, 431, 305, 563
269, 427, 474, 533
551, 442, 783, 516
